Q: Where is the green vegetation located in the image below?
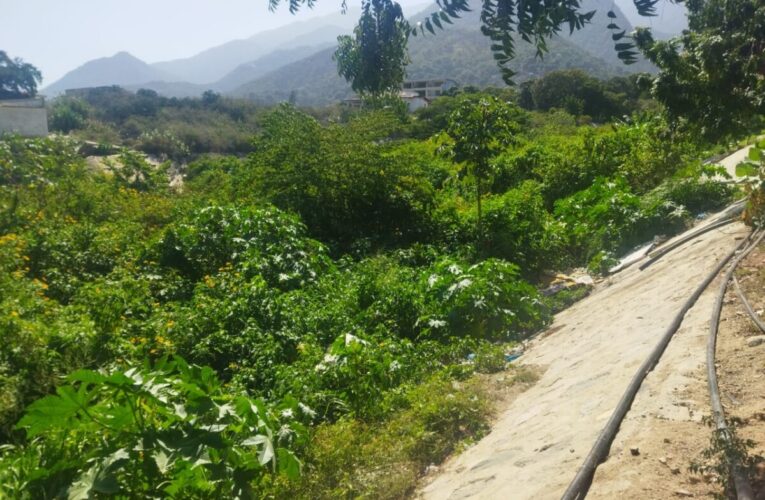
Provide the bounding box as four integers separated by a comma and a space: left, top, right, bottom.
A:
690, 416, 764, 500
0, 77, 746, 496
0, 51, 42, 99
636, 0, 765, 141
335, 0, 409, 95
48, 86, 269, 157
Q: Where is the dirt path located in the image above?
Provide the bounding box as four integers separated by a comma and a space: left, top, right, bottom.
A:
420, 149, 752, 500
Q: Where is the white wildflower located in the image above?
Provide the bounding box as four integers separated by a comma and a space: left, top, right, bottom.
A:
428, 273, 439, 288
456, 278, 473, 290
323, 353, 340, 364
278, 273, 290, 282
277, 424, 294, 440
448, 264, 461, 275
389, 360, 402, 371
428, 319, 447, 328
280, 408, 294, 419
298, 402, 316, 418
473, 298, 486, 308
345, 333, 369, 346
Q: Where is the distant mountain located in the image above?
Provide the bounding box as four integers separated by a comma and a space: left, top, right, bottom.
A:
43, 52, 176, 96
213, 42, 336, 93
231, 1, 637, 107
150, 15, 358, 84
231, 29, 626, 106
568, 0, 655, 73
45, 0, 668, 103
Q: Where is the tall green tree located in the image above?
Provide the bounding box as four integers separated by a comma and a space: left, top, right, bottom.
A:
635, 0, 765, 140
334, 0, 410, 95
0, 51, 42, 99
443, 96, 521, 244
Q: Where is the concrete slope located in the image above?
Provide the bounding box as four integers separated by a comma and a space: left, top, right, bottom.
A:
420, 149, 751, 500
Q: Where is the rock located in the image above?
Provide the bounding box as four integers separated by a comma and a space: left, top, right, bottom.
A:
671, 467, 681, 475
747, 335, 765, 347
688, 476, 700, 484
674, 489, 694, 497
664, 438, 671, 444
659, 457, 668, 465
424, 464, 440, 474
537, 443, 553, 452
630, 447, 640, 456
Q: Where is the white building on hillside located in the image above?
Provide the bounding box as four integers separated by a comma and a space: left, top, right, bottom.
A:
342, 78, 458, 113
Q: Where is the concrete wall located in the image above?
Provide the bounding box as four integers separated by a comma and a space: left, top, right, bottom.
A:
0, 100, 49, 137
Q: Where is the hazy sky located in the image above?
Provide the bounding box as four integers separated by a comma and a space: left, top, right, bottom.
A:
1, 0, 428, 85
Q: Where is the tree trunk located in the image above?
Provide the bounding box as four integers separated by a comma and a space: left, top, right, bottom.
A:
476, 171, 483, 250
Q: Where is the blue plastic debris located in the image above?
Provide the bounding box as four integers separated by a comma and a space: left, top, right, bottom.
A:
505, 353, 522, 363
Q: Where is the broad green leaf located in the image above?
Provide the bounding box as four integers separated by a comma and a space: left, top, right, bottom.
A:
17, 394, 80, 436
154, 450, 173, 474
736, 162, 758, 177
67, 369, 106, 385
242, 435, 274, 466
277, 448, 302, 480
68, 465, 98, 500
749, 147, 761, 161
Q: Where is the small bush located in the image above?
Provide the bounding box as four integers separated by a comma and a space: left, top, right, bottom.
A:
478, 181, 562, 276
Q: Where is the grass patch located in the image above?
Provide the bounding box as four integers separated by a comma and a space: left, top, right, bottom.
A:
267, 366, 538, 499
544, 284, 592, 314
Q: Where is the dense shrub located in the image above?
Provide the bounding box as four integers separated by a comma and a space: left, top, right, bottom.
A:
650, 176, 734, 215
554, 177, 688, 264
477, 181, 562, 275
49, 97, 90, 133
1, 357, 306, 499
420, 257, 549, 341
153, 205, 331, 289
250, 105, 440, 252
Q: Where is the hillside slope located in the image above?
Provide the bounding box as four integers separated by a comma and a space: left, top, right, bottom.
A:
420, 147, 752, 499
151, 15, 357, 84
231, 27, 625, 106
43, 52, 176, 96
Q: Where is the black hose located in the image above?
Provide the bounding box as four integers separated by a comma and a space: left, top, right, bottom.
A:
639, 217, 736, 271
706, 230, 764, 500
561, 232, 752, 500
732, 276, 765, 333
